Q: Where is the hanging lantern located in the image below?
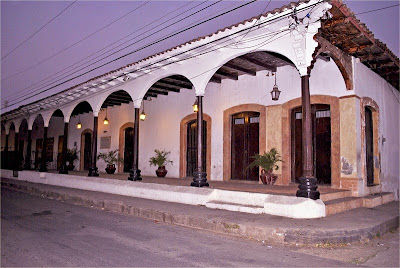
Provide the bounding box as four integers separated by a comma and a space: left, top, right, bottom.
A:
77, 115, 82, 129
139, 101, 146, 121
192, 99, 199, 113
103, 108, 109, 125
270, 72, 281, 101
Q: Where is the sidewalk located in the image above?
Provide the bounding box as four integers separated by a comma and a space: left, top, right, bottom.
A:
2, 177, 398, 245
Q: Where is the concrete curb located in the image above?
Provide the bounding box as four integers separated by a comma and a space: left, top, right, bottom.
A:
2, 179, 399, 245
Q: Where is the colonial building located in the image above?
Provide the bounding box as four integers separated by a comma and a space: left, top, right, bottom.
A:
1, 0, 399, 200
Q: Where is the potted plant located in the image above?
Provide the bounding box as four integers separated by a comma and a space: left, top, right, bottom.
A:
248, 148, 283, 185
149, 149, 173, 177
97, 149, 123, 174
66, 148, 79, 170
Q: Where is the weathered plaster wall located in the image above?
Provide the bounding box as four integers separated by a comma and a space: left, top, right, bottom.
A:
353, 59, 400, 199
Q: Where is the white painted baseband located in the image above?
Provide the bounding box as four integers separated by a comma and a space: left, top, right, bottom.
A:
1, 170, 326, 218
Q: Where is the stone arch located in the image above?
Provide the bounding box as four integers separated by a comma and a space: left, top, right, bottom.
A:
118, 122, 134, 173
68, 101, 94, 121
281, 95, 340, 187
360, 97, 380, 186
136, 74, 194, 102
179, 113, 212, 179
95, 89, 135, 114
80, 128, 93, 171
223, 104, 266, 182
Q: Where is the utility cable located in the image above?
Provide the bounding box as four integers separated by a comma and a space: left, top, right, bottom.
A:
1, 0, 77, 61
3, 1, 334, 108
1, 1, 150, 82
3, 1, 203, 104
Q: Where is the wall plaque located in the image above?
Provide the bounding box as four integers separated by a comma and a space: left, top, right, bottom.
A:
100, 136, 111, 149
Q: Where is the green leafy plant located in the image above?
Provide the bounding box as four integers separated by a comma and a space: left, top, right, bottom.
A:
97, 149, 123, 165
247, 148, 283, 172
149, 149, 173, 167
66, 148, 79, 162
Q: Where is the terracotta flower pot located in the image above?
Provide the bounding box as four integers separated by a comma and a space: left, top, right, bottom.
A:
105, 164, 116, 174
156, 166, 167, 177
260, 169, 277, 185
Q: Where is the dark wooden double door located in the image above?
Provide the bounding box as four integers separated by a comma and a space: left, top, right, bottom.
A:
291, 104, 331, 185
231, 112, 260, 181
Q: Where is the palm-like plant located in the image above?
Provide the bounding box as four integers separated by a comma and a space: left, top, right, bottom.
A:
248, 148, 282, 172
149, 149, 173, 168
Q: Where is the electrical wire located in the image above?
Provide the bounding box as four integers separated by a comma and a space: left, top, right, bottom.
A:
1, 1, 151, 82
3, 1, 205, 104
6, 0, 321, 110
4, 0, 261, 108
1, 0, 77, 61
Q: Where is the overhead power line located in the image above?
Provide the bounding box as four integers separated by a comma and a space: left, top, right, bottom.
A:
1, 0, 77, 61
1, 1, 150, 82
4, 0, 263, 108
3, 1, 208, 104
3, 0, 225, 105
6, 0, 327, 109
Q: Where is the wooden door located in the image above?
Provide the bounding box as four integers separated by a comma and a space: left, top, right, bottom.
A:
124, 127, 134, 172
291, 105, 331, 184
35, 139, 43, 169
57, 136, 64, 170
231, 112, 259, 181
186, 120, 206, 177
84, 133, 91, 170
365, 107, 374, 186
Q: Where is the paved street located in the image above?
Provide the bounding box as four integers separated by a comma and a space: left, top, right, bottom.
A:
1, 188, 356, 267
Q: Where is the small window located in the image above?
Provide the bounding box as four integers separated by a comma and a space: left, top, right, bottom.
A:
234, 118, 245, 125
249, 117, 259, 124
295, 112, 302, 120
316, 110, 331, 118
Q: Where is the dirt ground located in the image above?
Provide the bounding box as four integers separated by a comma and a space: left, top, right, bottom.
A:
287, 228, 399, 266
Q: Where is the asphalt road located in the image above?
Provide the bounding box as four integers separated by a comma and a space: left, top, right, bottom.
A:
1, 188, 354, 267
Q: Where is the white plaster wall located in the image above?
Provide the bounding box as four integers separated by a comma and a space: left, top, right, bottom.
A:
354, 60, 400, 199
59, 57, 350, 179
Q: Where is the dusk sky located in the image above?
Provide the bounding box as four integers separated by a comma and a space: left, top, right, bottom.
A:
1, 1, 399, 112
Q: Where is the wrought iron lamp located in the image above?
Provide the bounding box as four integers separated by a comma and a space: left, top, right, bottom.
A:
140, 101, 146, 121
192, 99, 199, 113
77, 116, 82, 129
103, 108, 109, 125
270, 72, 281, 101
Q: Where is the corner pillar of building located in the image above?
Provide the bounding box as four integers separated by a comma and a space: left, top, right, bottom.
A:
59, 122, 69, 174
88, 116, 99, 177
296, 75, 320, 200
128, 106, 142, 181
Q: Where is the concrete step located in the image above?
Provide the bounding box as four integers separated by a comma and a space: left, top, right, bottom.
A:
320, 189, 352, 202
325, 192, 396, 216
205, 201, 265, 214
363, 192, 395, 208
325, 197, 363, 216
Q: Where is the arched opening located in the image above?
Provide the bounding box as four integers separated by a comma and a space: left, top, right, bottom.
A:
145, 75, 193, 100
231, 111, 260, 181
223, 104, 266, 182
118, 122, 134, 174
179, 113, 211, 179
48, 109, 64, 170
32, 115, 44, 170
80, 129, 93, 171
18, 119, 28, 169
365, 106, 374, 186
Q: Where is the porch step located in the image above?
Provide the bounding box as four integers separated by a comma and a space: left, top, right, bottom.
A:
325, 192, 396, 216
362, 192, 395, 208
320, 189, 352, 202
205, 201, 264, 214
325, 197, 363, 216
